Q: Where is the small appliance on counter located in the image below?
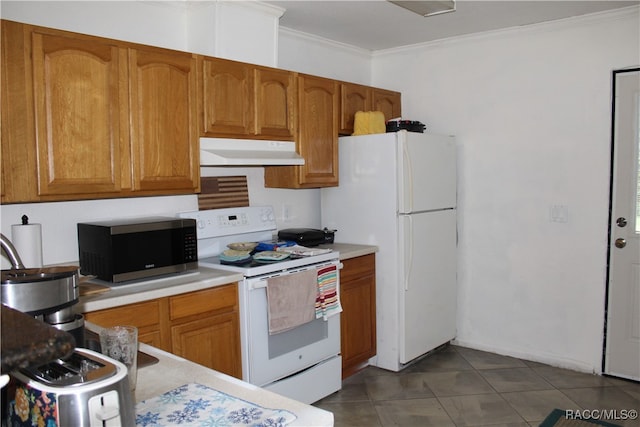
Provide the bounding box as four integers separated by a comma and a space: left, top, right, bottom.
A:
77, 217, 198, 283
1, 234, 84, 346
8, 348, 135, 426
277, 228, 336, 247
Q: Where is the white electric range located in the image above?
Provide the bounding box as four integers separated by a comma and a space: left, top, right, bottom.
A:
178, 206, 342, 404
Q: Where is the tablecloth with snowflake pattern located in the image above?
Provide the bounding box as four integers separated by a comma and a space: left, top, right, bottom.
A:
135, 383, 297, 427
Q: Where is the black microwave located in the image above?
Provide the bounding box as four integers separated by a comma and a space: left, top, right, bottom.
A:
78, 217, 198, 283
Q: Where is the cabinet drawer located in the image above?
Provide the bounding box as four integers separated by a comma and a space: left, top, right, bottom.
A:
169, 283, 237, 320
341, 254, 375, 283
85, 300, 161, 328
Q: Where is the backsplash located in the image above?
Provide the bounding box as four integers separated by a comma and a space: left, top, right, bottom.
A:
1, 167, 321, 268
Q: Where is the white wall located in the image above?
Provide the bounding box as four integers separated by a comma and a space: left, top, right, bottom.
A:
372, 7, 640, 373
278, 27, 372, 84
0, 1, 190, 51
0, 1, 359, 267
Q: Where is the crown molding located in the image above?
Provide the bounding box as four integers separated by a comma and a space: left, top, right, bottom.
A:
372, 5, 640, 57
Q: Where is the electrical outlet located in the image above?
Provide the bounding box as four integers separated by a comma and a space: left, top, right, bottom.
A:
282, 204, 292, 222
550, 205, 568, 223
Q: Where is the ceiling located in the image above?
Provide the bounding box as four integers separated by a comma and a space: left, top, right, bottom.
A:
266, 1, 639, 51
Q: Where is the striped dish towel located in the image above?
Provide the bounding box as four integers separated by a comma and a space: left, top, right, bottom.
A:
315, 264, 342, 320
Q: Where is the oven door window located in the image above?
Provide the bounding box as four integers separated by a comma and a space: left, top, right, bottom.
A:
268, 318, 328, 359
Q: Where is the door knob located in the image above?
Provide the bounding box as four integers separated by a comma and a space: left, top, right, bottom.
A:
615, 238, 627, 248
616, 217, 627, 228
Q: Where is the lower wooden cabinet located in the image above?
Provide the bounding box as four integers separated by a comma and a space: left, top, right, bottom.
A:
340, 254, 376, 378
170, 313, 240, 378
84, 283, 242, 379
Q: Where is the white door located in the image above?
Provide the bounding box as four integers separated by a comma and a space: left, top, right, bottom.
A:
605, 69, 640, 381
399, 209, 457, 364
398, 131, 457, 213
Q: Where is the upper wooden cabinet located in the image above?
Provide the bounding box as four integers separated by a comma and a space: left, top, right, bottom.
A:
254, 67, 296, 138
339, 83, 402, 135
0, 20, 199, 204
200, 57, 253, 136
340, 83, 372, 135
31, 29, 126, 196
1, 20, 402, 198
372, 88, 402, 122
264, 74, 339, 188
129, 47, 199, 192
199, 57, 295, 139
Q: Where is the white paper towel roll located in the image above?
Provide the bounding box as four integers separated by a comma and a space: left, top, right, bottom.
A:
11, 223, 43, 268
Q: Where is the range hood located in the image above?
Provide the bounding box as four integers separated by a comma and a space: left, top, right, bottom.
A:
199, 138, 305, 166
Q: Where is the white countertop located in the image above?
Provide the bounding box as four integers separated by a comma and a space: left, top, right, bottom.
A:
77, 267, 243, 312
135, 343, 334, 427
77, 244, 377, 313
321, 242, 377, 260
85, 322, 333, 427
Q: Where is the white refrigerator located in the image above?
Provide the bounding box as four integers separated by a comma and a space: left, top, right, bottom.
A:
321, 130, 457, 372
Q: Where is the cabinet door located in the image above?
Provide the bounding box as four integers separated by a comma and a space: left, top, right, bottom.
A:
297, 74, 339, 186
372, 88, 402, 122
201, 57, 253, 136
31, 29, 127, 196
171, 313, 242, 379
169, 284, 238, 321
84, 300, 167, 350
129, 47, 199, 193
254, 67, 296, 138
1, 20, 36, 203
339, 83, 372, 135
340, 254, 376, 378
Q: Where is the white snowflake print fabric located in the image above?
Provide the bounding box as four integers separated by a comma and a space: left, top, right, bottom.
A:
135, 383, 297, 427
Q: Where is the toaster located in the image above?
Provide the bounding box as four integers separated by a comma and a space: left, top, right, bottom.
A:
8, 348, 135, 426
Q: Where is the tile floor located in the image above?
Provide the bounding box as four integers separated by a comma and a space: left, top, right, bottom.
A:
314, 345, 640, 427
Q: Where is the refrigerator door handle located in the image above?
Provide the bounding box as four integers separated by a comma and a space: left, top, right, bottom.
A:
404, 215, 413, 291
402, 140, 414, 213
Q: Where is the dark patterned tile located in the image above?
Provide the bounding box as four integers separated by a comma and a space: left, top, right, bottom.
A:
313, 401, 382, 427
619, 384, 640, 401
365, 372, 435, 401
455, 346, 528, 370
560, 387, 640, 427
438, 393, 525, 426
405, 345, 475, 373
422, 370, 495, 397
374, 397, 456, 426
560, 386, 640, 410
532, 366, 619, 389
479, 368, 554, 392
314, 348, 640, 426
317, 379, 369, 403
501, 389, 581, 422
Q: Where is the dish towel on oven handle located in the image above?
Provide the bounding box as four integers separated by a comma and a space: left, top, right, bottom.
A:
316, 264, 342, 320
266, 269, 317, 335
